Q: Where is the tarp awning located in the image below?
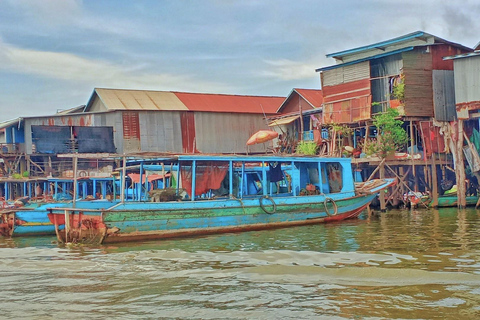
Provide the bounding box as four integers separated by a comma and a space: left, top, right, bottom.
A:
268, 115, 300, 126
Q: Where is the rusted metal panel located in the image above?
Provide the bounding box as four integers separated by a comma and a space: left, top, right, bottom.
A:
180, 112, 197, 153
432, 70, 456, 121
432, 44, 466, 70
294, 89, 323, 108
323, 78, 371, 103
194, 113, 269, 153
279, 92, 317, 114
402, 50, 434, 117
323, 96, 371, 124
419, 121, 445, 157
322, 77, 371, 124
174, 92, 284, 114
122, 112, 140, 153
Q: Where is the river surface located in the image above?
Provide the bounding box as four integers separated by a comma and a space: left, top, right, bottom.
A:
1, 208, 480, 319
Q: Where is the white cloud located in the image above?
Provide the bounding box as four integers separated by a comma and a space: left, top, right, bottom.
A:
260, 58, 321, 81
0, 40, 232, 93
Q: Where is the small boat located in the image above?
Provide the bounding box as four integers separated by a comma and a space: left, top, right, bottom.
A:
434, 195, 479, 207
0, 177, 116, 237
47, 154, 395, 244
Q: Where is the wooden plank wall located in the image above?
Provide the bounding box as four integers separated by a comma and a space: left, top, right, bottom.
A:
402, 50, 434, 117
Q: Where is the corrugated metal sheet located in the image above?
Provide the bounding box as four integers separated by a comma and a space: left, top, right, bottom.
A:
95, 88, 188, 111
138, 111, 183, 153
322, 79, 371, 104
88, 88, 284, 114
453, 55, 480, 105
433, 70, 456, 121
321, 61, 370, 86
431, 44, 466, 70
402, 50, 434, 117
174, 92, 283, 114
194, 113, 269, 153
324, 31, 471, 64
370, 54, 403, 107
268, 115, 300, 126
180, 112, 196, 153
323, 96, 371, 124
295, 89, 323, 108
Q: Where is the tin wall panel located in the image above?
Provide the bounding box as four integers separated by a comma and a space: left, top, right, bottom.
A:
432, 70, 456, 121
370, 54, 403, 105
453, 55, 480, 105
321, 61, 370, 87
194, 113, 269, 153
138, 111, 183, 153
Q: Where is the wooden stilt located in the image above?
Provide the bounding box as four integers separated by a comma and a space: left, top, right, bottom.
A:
380, 161, 386, 212
457, 120, 466, 208
431, 155, 438, 208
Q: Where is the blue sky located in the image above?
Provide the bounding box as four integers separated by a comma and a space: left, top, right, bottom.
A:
1, 0, 479, 122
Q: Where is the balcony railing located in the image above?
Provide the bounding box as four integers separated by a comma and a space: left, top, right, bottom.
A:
0, 143, 23, 154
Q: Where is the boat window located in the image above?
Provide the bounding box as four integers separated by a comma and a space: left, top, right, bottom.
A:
326, 162, 343, 193
180, 161, 229, 198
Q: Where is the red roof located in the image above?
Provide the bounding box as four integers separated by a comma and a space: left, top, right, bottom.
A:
173, 92, 284, 114
295, 89, 323, 108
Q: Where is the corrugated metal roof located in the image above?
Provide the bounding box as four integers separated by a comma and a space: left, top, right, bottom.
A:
443, 50, 480, 60
94, 88, 188, 111
294, 89, 323, 108
87, 88, 284, 114
0, 118, 22, 130
268, 115, 300, 126
173, 92, 284, 114
317, 47, 414, 72
325, 31, 472, 61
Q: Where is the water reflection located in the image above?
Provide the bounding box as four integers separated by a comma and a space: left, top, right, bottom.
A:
1, 208, 480, 319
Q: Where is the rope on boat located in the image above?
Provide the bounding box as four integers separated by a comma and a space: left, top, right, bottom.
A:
259, 195, 276, 214
324, 197, 338, 216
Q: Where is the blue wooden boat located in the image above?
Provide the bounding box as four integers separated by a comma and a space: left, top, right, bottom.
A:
0, 177, 116, 237
45, 154, 395, 244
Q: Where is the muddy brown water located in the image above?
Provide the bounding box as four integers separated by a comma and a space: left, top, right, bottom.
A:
1, 208, 480, 319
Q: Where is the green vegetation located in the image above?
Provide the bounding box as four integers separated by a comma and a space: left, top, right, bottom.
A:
366, 108, 408, 158
296, 140, 318, 155
393, 82, 405, 102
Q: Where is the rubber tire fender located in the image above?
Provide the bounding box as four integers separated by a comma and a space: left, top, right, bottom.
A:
324, 197, 338, 216
259, 195, 276, 214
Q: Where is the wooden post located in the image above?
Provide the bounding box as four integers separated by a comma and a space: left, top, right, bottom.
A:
409, 120, 418, 192
457, 120, 466, 208
399, 166, 405, 206
299, 95, 304, 141
431, 155, 439, 208
72, 155, 78, 208
379, 161, 386, 212
64, 209, 70, 243
120, 155, 126, 203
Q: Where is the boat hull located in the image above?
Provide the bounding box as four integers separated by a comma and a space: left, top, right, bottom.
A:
48, 193, 376, 244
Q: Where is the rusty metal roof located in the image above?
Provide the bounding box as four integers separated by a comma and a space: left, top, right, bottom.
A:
294, 89, 323, 108
173, 92, 284, 114
87, 88, 284, 114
